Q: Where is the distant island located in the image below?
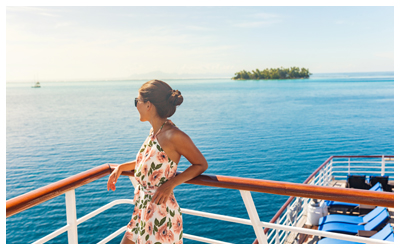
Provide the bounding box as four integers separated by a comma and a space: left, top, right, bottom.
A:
232, 67, 311, 80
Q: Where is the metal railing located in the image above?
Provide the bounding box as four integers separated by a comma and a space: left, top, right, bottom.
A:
262, 157, 333, 244
330, 156, 394, 180
6, 156, 394, 244
259, 155, 394, 244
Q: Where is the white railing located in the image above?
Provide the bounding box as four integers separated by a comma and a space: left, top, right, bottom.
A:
330, 156, 394, 181
13, 156, 394, 244
33, 195, 134, 244
263, 156, 394, 244
32, 187, 392, 244
264, 159, 333, 244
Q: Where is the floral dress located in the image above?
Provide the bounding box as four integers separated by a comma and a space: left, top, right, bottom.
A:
124, 120, 183, 244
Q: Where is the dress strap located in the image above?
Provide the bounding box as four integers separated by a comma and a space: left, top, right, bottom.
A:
152, 120, 169, 137
158, 120, 168, 132
150, 120, 177, 138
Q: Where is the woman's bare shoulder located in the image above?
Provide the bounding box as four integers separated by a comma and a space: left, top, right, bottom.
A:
166, 125, 191, 143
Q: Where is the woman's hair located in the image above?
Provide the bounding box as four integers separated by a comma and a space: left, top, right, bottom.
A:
139, 79, 184, 118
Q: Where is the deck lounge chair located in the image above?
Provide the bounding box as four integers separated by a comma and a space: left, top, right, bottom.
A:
369, 175, 391, 192
325, 182, 382, 211
318, 206, 387, 225
385, 233, 394, 242
346, 174, 369, 189
317, 223, 394, 244
317, 208, 390, 234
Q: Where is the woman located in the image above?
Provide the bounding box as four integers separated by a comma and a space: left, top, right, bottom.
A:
107, 79, 208, 244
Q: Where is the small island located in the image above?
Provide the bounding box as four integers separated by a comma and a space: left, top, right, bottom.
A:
232, 67, 311, 80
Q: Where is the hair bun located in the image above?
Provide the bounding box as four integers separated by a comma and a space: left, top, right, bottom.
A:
168, 89, 184, 106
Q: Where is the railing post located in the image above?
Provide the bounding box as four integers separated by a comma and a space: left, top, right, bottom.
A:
65, 190, 78, 244
348, 158, 351, 175
240, 190, 268, 244
381, 155, 385, 176
322, 166, 327, 186
275, 229, 280, 244
325, 164, 330, 186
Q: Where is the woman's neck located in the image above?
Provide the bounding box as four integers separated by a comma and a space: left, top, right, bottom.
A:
150, 117, 168, 135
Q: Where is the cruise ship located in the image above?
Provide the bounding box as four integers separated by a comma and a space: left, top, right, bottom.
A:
6, 155, 394, 244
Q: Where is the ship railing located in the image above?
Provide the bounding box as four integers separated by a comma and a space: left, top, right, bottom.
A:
260, 156, 333, 244
330, 155, 394, 180
6, 156, 394, 244
257, 155, 394, 244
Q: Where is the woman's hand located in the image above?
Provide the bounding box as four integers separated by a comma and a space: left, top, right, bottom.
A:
151, 181, 175, 205
107, 166, 122, 191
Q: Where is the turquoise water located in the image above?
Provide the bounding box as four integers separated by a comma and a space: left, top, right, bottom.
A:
6, 72, 394, 244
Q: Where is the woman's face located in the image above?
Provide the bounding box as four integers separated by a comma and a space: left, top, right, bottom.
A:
136, 93, 147, 122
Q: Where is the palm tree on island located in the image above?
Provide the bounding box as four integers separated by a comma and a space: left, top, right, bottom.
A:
232, 66, 311, 80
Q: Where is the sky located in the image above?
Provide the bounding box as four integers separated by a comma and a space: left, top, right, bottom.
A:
6, 6, 394, 82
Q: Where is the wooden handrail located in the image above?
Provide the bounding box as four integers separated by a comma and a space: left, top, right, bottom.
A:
7, 159, 394, 224
180, 173, 393, 207
6, 164, 114, 218
120, 166, 393, 208
252, 155, 394, 244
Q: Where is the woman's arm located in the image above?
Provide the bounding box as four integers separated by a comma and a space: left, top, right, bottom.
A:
118, 160, 137, 172
107, 160, 136, 191
167, 132, 208, 188
108, 132, 150, 191
151, 131, 208, 204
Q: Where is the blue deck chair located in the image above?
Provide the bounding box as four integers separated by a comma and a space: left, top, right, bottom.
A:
317, 223, 394, 244
317, 208, 390, 234
318, 206, 387, 225
385, 233, 394, 242
369, 175, 391, 192
325, 182, 382, 208
346, 174, 369, 189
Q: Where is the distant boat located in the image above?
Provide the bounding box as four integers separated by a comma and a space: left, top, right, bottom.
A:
31, 81, 41, 88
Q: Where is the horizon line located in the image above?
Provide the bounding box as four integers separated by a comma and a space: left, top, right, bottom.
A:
6, 71, 394, 84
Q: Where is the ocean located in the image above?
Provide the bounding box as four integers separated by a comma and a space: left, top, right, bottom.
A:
6, 72, 394, 244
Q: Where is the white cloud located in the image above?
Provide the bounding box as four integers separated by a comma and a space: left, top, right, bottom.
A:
182, 25, 212, 31
54, 22, 75, 28
374, 52, 393, 59
231, 12, 282, 28
7, 6, 61, 17
233, 20, 281, 28
37, 12, 59, 17
6, 7, 394, 81
252, 13, 280, 19
6, 15, 238, 81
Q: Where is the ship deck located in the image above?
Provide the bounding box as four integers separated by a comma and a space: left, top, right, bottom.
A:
284, 179, 395, 244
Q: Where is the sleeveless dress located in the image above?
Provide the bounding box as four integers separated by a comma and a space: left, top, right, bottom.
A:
124, 120, 183, 244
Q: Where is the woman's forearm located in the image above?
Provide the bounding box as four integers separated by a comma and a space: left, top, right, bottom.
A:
117, 161, 136, 172
168, 163, 207, 188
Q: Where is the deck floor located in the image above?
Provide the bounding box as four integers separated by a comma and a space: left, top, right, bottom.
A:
284, 180, 394, 244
